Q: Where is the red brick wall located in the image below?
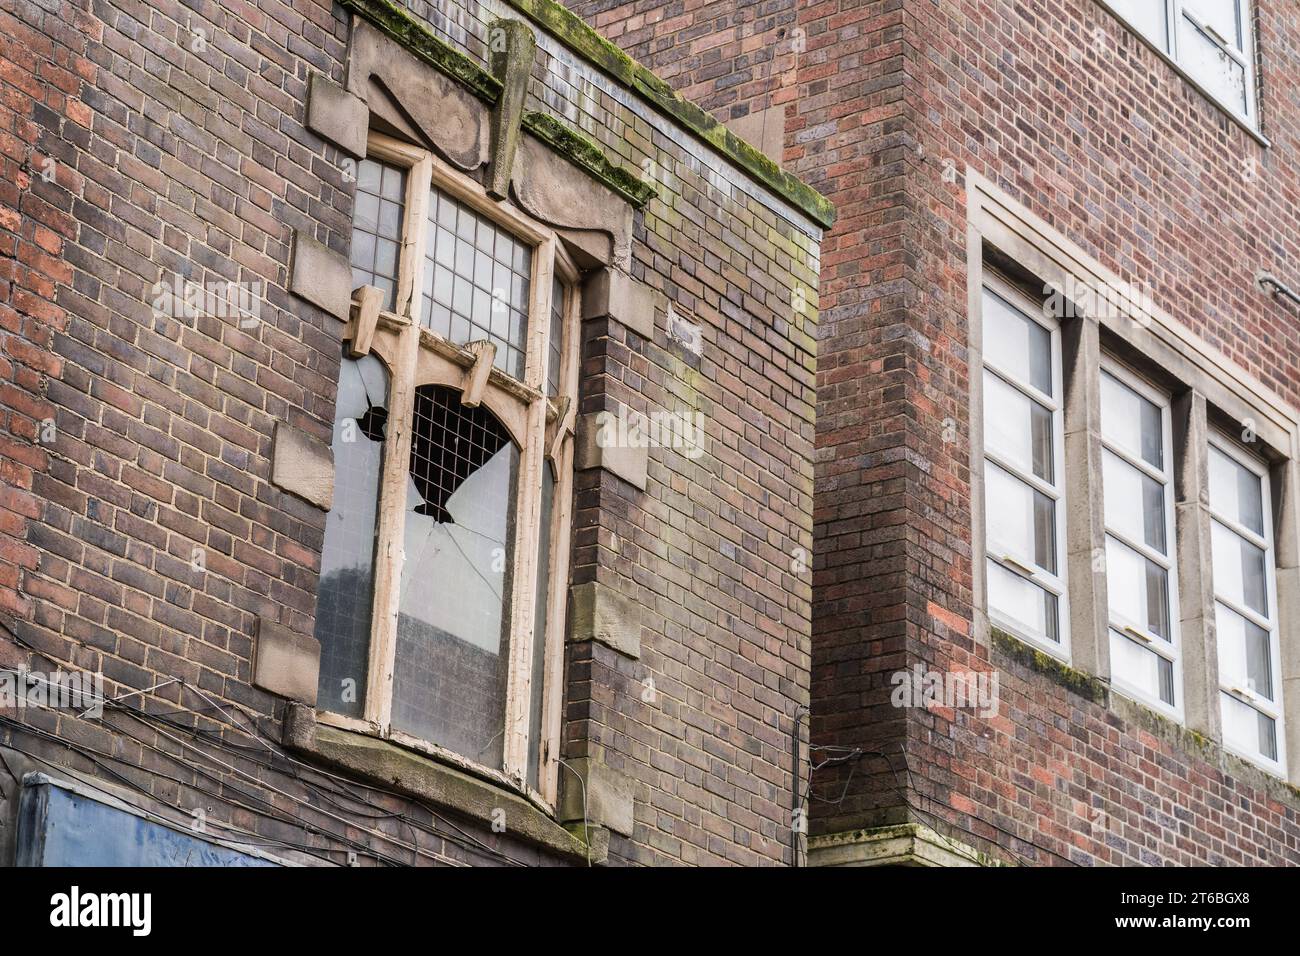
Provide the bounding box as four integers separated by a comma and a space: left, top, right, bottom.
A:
571, 0, 1300, 864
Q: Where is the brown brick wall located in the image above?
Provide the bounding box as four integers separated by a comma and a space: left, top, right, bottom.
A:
0, 0, 823, 866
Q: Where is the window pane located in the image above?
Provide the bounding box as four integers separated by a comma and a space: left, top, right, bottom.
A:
527, 464, 556, 790
1211, 519, 1268, 616
350, 158, 406, 311
1177, 14, 1248, 114
1102, 450, 1167, 554
392, 386, 520, 769
315, 352, 390, 717
1182, 0, 1242, 50
1100, 372, 1163, 470
1208, 446, 1264, 535
985, 463, 1056, 573
1221, 691, 1278, 762
1106, 535, 1171, 640
1108, 0, 1171, 50
421, 190, 531, 379
1215, 601, 1273, 700
987, 560, 1059, 643
547, 277, 565, 396
1109, 629, 1175, 706
982, 289, 1052, 395
983, 370, 1054, 482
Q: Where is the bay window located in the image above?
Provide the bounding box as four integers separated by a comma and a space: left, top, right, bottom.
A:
315, 132, 577, 804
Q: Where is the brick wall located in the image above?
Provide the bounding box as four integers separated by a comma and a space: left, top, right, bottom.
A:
0, 0, 824, 866
572, 0, 1300, 864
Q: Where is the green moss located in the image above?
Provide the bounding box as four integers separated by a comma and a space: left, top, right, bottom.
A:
502, 0, 835, 228
521, 111, 656, 207
340, 0, 502, 103
990, 627, 1108, 704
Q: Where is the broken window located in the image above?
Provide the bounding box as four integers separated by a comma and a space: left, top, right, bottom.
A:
392, 387, 519, 768
314, 131, 578, 806
315, 349, 389, 717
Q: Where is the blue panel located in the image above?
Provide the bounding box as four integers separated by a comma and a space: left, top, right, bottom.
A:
16, 775, 278, 867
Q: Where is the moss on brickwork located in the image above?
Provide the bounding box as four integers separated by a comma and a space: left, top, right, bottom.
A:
339, 0, 832, 226
502, 0, 835, 228
340, 0, 502, 102
990, 627, 1108, 704
521, 111, 656, 207
340, 0, 653, 208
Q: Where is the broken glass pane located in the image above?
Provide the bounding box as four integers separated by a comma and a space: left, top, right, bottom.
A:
392, 386, 520, 769
316, 349, 390, 717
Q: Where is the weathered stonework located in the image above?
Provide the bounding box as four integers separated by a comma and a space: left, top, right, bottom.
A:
290, 231, 354, 323
567, 580, 641, 659
270, 421, 335, 512
581, 268, 658, 340
307, 72, 369, 159
253, 618, 322, 706
574, 411, 649, 491
556, 754, 636, 837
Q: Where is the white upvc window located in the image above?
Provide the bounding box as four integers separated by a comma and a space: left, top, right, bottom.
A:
314, 132, 578, 807
981, 281, 1069, 656
1105, 0, 1258, 125
1207, 433, 1285, 772
1099, 360, 1182, 716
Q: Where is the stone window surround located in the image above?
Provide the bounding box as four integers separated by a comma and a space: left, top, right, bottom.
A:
317, 129, 581, 813
966, 170, 1300, 784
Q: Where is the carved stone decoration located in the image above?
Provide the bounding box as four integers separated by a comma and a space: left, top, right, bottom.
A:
486, 19, 537, 199
512, 135, 633, 269
345, 17, 490, 171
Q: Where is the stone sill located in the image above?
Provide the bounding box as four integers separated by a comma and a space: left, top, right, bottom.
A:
281, 704, 603, 865
808, 823, 1008, 867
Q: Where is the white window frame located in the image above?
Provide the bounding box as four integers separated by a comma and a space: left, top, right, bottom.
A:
1207, 430, 1285, 776
317, 131, 579, 811
1099, 356, 1183, 720
980, 276, 1071, 660
1102, 0, 1260, 130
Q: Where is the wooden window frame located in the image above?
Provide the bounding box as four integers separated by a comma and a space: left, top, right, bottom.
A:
319, 131, 578, 811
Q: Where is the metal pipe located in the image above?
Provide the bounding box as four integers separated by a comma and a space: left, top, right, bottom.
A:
791, 703, 808, 867
1257, 272, 1300, 308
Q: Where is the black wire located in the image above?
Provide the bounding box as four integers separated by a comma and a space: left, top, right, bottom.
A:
0, 616, 528, 866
